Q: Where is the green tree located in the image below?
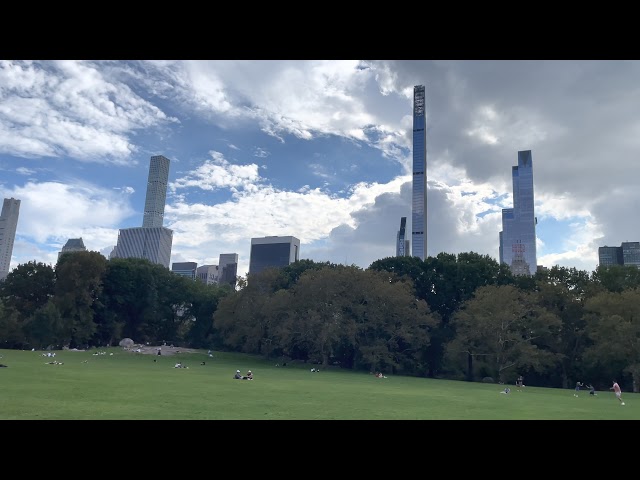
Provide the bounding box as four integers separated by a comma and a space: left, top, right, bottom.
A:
183, 281, 234, 349
447, 285, 561, 383
0, 261, 55, 321
277, 259, 338, 290
277, 266, 438, 374
530, 266, 596, 388
583, 289, 640, 392
22, 300, 65, 349
54, 251, 108, 347
424, 252, 514, 377
0, 300, 23, 348
0, 261, 55, 348
592, 265, 640, 293
214, 267, 283, 353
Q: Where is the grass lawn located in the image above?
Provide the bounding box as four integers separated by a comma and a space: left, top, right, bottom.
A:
0, 347, 634, 420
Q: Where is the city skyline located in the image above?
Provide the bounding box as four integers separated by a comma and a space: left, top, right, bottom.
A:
2, 60, 640, 278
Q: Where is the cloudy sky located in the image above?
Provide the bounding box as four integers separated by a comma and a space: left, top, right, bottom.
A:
1, 60, 636, 278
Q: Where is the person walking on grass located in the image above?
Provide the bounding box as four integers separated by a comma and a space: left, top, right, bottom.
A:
610, 380, 625, 405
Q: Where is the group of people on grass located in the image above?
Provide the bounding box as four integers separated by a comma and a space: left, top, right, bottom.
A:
574, 381, 597, 397
233, 369, 253, 380
576, 380, 625, 404
505, 377, 625, 405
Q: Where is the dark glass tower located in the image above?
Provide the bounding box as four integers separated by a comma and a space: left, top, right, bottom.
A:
396, 217, 409, 257
411, 85, 427, 261
499, 150, 537, 275
249, 236, 300, 275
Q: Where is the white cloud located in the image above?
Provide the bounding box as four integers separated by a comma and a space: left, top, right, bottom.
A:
0, 60, 176, 164
169, 151, 261, 193
3, 181, 134, 272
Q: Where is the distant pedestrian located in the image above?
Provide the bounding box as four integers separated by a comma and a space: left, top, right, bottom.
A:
574, 381, 583, 397
610, 380, 625, 405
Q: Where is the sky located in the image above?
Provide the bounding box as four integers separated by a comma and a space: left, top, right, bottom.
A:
1, 59, 637, 279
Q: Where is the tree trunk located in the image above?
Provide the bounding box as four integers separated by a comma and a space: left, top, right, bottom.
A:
466, 352, 474, 382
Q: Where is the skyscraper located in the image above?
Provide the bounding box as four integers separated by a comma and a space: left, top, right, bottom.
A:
622, 242, 640, 268
113, 155, 173, 268
598, 242, 640, 268
113, 227, 173, 268
58, 238, 87, 261
172, 261, 198, 280
142, 155, 170, 228
197, 264, 219, 285
598, 245, 624, 267
396, 217, 410, 257
412, 85, 427, 261
0, 197, 20, 281
499, 150, 537, 276
218, 253, 238, 285
249, 236, 299, 275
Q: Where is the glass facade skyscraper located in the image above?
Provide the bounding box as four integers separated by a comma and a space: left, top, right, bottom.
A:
0, 197, 20, 281
172, 261, 198, 280
598, 242, 640, 268
396, 217, 409, 257
249, 236, 299, 275
622, 242, 640, 268
412, 85, 427, 261
499, 150, 537, 276
598, 245, 624, 266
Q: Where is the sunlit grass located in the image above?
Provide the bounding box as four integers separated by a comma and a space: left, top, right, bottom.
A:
0, 348, 634, 419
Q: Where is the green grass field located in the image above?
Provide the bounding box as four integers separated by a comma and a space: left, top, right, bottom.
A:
0, 347, 634, 419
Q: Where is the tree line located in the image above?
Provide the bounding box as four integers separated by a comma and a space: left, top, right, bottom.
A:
2, 250, 640, 392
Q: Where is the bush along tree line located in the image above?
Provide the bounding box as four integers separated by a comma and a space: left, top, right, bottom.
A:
2, 251, 640, 393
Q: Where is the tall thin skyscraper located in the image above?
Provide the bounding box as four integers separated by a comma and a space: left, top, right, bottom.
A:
396, 217, 409, 257
499, 150, 537, 276
142, 155, 170, 228
113, 155, 173, 268
412, 85, 427, 261
0, 197, 20, 281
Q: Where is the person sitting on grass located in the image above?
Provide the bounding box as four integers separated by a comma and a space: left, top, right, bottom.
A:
246, 370, 253, 380
234, 369, 243, 379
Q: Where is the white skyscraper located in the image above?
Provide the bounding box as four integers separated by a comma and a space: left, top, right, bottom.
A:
113, 155, 173, 268
142, 155, 170, 228
0, 197, 20, 281
113, 227, 173, 268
